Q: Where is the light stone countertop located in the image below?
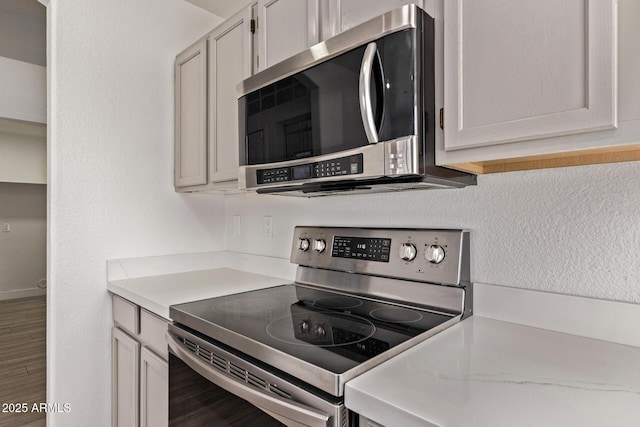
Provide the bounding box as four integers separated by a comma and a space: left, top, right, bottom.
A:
108, 267, 290, 319
345, 316, 640, 427
345, 284, 640, 427
107, 251, 295, 319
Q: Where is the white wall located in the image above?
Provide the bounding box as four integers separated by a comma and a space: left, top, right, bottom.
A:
47, 0, 223, 425
225, 160, 640, 304
0, 126, 46, 183
0, 183, 46, 299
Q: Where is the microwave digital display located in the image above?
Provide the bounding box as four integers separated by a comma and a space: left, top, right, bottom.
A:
256, 154, 363, 185
292, 165, 311, 180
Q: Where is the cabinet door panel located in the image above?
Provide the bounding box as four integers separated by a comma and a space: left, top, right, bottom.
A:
337, 0, 424, 35
209, 9, 252, 182
175, 40, 208, 187
444, 0, 617, 151
112, 327, 140, 427
258, 0, 319, 70
140, 347, 168, 427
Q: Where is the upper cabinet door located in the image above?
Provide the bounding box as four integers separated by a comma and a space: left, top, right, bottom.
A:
174, 39, 208, 188
443, 0, 617, 151
257, 0, 320, 71
322, 0, 424, 39
208, 7, 253, 183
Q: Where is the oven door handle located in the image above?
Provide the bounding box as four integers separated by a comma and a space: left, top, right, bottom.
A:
359, 42, 380, 144
167, 332, 331, 427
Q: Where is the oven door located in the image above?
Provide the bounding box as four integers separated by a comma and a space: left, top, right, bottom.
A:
167, 328, 345, 427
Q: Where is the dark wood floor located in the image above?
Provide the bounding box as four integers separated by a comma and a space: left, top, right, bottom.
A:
0, 295, 46, 427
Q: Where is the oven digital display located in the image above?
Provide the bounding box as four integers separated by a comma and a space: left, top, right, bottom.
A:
332, 236, 391, 262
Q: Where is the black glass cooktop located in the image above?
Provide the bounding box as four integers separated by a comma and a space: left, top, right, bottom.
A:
171, 285, 453, 375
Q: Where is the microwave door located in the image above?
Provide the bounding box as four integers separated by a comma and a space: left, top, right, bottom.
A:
359, 42, 385, 144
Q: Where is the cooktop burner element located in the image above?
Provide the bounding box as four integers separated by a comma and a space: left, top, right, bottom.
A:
170, 226, 472, 398
266, 311, 376, 347
370, 307, 424, 324
313, 295, 363, 310
210, 297, 287, 316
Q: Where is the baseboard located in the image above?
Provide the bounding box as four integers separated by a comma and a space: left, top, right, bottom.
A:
0, 287, 46, 301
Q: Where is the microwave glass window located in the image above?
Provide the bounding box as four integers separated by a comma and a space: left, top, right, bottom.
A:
241, 29, 416, 166
284, 114, 313, 159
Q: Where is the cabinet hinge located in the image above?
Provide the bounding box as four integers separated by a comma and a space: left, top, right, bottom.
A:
250, 19, 256, 34
439, 108, 444, 129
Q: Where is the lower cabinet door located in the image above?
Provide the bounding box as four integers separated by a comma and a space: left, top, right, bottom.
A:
112, 327, 140, 427
140, 346, 169, 427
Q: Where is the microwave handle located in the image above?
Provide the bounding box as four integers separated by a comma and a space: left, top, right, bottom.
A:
167, 331, 330, 427
359, 42, 380, 144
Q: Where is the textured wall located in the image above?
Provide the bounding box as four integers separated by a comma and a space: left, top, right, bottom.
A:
47, 0, 223, 424
0, 183, 46, 299
225, 161, 640, 303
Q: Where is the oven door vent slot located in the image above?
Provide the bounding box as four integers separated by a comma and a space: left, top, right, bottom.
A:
269, 384, 292, 400
183, 338, 198, 353
181, 337, 291, 400
196, 347, 213, 361
247, 372, 267, 389
229, 362, 247, 381
211, 354, 227, 371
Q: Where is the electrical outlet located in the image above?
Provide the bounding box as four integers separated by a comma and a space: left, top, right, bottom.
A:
2, 223, 9, 232
263, 216, 273, 238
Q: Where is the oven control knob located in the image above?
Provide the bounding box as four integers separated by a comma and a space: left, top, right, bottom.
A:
312, 239, 326, 253
425, 244, 445, 264
399, 243, 417, 261
298, 238, 310, 252
299, 320, 310, 334
314, 325, 326, 337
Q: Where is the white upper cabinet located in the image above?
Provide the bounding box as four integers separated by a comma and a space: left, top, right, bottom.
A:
208, 7, 253, 184
174, 39, 208, 188
174, 6, 253, 192
321, 0, 424, 39
444, 0, 617, 150
256, 0, 320, 70
439, 0, 624, 170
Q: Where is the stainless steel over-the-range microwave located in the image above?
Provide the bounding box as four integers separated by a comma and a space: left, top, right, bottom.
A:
237, 4, 476, 196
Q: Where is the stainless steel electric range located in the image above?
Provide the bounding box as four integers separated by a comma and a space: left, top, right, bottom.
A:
167, 226, 472, 426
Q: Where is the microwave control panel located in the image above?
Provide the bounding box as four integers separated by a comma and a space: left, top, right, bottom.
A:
257, 154, 363, 185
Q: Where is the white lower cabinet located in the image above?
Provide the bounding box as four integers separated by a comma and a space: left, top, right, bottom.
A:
112, 295, 168, 427
140, 347, 168, 427
112, 327, 140, 427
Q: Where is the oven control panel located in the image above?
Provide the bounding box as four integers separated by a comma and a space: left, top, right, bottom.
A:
332, 236, 392, 262
291, 226, 469, 286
